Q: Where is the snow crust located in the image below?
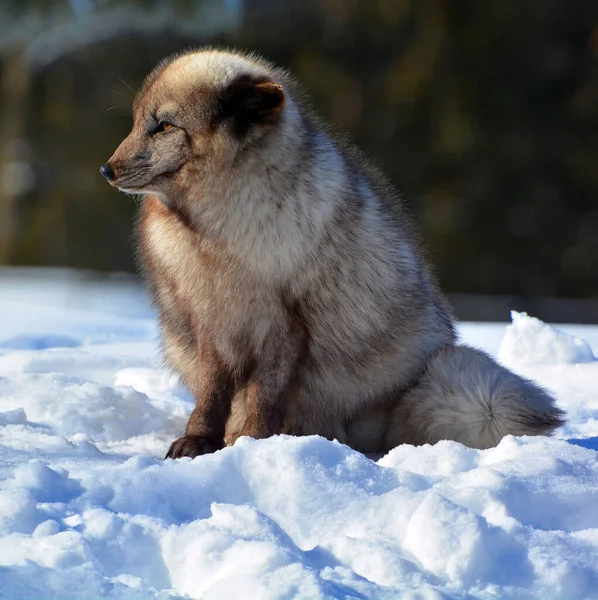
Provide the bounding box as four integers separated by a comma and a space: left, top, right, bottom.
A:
1, 268, 597, 600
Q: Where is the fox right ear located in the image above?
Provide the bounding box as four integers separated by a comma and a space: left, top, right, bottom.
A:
217, 75, 285, 136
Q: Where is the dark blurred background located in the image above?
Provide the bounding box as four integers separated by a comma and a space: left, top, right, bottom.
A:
1, 0, 597, 321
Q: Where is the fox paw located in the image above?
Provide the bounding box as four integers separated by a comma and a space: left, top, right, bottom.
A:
165, 435, 224, 459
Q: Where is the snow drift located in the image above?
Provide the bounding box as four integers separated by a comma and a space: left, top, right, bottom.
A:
0, 268, 597, 600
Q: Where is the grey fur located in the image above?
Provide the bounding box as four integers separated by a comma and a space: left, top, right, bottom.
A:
102, 49, 565, 457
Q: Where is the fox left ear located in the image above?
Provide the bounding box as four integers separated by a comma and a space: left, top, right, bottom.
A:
217, 75, 285, 134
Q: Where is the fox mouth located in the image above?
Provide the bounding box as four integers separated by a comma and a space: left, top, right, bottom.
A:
106, 165, 154, 189
101, 162, 179, 192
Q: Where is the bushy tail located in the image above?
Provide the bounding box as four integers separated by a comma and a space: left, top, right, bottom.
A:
385, 345, 566, 450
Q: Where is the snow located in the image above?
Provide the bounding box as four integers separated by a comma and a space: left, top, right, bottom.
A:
498, 311, 595, 367
1, 267, 598, 600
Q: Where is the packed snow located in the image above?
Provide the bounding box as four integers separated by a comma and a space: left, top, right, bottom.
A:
0, 267, 597, 600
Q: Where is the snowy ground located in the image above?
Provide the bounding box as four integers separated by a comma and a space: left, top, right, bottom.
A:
0, 267, 597, 600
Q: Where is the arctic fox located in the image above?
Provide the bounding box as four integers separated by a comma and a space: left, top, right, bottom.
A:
101, 49, 565, 458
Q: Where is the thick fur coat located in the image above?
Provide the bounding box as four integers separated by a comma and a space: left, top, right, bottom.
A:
101, 49, 565, 458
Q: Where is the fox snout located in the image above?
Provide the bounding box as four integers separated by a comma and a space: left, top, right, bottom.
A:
99, 157, 138, 188
100, 140, 156, 190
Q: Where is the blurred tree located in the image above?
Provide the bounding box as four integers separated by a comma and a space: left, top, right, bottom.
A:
0, 0, 240, 266
243, 0, 598, 298
0, 0, 597, 301
0, 51, 31, 264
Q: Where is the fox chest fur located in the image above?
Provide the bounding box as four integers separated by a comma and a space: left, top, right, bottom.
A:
139, 195, 288, 375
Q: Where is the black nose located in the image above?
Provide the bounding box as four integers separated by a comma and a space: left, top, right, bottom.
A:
100, 163, 116, 181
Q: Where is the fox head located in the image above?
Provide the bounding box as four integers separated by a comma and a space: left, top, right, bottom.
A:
101, 50, 287, 205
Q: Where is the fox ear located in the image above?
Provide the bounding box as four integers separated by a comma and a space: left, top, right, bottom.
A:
217, 75, 285, 135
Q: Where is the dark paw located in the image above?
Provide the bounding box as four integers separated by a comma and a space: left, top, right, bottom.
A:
164, 435, 225, 459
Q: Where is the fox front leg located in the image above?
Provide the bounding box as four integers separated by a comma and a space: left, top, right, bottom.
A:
165, 344, 234, 459
234, 323, 305, 442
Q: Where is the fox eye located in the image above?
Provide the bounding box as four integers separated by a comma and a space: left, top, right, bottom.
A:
153, 121, 174, 134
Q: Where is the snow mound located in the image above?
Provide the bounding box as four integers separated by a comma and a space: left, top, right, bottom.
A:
498, 310, 595, 367
1, 435, 598, 600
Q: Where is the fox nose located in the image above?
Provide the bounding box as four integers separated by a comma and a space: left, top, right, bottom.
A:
100, 163, 116, 181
